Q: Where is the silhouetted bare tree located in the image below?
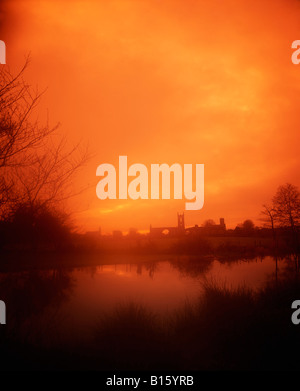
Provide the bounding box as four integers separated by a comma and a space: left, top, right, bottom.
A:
261, 184, 300, 253
0, 60, 55, 167
272, 183, 300, 232
260, 204, 276, 241
0, 60, 88, 221
11, 137, 87, 211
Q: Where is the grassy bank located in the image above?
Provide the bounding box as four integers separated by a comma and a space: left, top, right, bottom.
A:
1, 273, 300, 370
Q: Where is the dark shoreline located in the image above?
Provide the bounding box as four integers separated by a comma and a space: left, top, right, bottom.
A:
0, 247, 294, 273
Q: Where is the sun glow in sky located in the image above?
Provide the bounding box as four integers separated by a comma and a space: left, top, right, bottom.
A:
1, 0, 300, 233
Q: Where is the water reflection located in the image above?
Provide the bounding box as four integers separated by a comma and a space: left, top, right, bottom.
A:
0, 255, 296, 343
0, 269, 74, 323
170, 256, 214, 278
0, 255, 299, 370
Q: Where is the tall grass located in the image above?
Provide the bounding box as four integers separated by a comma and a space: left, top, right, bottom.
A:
90, 276, 300, 370
1, 275, 300, 370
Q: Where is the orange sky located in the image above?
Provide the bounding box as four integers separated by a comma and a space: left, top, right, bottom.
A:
1, 0, 300, 233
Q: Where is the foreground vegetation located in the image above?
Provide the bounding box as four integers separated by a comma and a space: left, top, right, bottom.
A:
1, 271, 300, 371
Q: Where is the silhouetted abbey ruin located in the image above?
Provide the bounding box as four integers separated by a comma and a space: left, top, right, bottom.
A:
149, 213, 226, 238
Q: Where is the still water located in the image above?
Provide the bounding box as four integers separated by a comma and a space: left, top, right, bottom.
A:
0, 255, 289, 341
